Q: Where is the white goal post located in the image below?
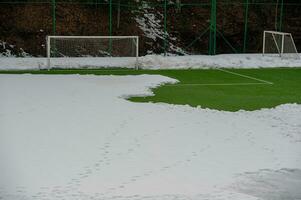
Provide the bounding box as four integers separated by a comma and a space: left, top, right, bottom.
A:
263, 31, 300, 59
46, 36, 139, 69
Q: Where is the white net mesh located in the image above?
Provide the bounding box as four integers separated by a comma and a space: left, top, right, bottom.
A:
283, 34, 300, 59
47, 36, 138, 69
263, 31, 299, 59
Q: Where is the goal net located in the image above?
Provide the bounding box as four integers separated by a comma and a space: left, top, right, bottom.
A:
46, 36, 139, 69
263, 31, 300, 59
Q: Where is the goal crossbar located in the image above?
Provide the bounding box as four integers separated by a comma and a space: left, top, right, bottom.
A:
47, 36, 139, 39
264, 30, 291, 35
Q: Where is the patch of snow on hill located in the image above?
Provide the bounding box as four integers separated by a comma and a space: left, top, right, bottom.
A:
134, 2, 185, 55
0, 40, 31, 58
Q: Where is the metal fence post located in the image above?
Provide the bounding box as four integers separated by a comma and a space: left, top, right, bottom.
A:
109, 0, 112, 54
243, 0, 249, 53
52, 0, 56, 35
278, 0, 284, 31
209, 0, 217, 55
164, 0, 167, 56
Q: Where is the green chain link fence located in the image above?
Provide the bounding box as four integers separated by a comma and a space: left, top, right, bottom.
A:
0, 0, 300, 56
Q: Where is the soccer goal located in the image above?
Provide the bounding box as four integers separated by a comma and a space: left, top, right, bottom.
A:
46, 36, 139, 69
263, 31, 300, 59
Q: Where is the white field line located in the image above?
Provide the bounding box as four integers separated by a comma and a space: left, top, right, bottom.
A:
165, 82, 272, 86
45, 69, 136, 72
217, 68, 274, 85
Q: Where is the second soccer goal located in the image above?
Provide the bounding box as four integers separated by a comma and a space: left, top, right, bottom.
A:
263, 31, 300, 59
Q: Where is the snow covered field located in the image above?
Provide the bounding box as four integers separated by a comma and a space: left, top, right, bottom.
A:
0, 54, 301, 70
0, 74, 300, 200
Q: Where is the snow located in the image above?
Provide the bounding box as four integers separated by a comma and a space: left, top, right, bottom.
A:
0, 54, 301, 70
0, 57, 138, 70
0, 41, 31, 58
0, 74, 300, 200
134, 3, 185, 54
140, 54, 301, 69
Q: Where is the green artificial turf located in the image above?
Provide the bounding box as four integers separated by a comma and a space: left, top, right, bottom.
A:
1, 68, 300, 111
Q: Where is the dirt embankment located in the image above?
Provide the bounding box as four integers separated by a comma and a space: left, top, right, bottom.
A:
0, 2, 300, 56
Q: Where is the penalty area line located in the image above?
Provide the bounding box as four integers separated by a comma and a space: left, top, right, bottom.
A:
165, 82, 272, 86
217, 68, 274, 85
